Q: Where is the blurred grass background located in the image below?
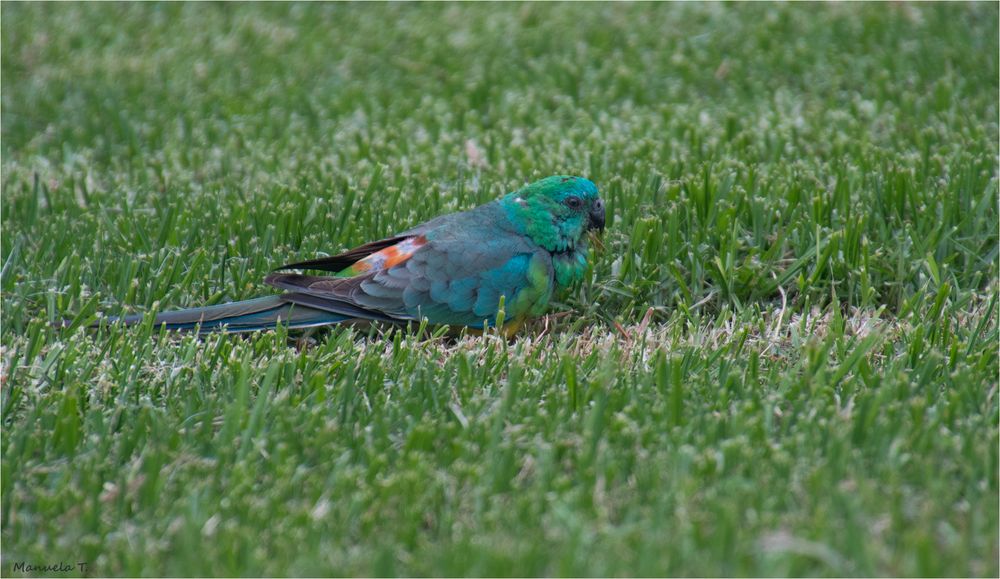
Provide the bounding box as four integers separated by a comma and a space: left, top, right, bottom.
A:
2, 2, 998, 576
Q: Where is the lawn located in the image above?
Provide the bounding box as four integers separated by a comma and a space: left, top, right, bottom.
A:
2, 2, 998, 577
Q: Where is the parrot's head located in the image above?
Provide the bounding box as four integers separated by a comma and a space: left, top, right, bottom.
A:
502, 175, 605, 253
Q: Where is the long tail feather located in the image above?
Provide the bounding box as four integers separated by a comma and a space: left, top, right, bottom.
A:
101, 295, 352, 333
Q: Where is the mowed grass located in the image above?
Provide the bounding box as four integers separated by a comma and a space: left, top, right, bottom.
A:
2, 3, 998, 576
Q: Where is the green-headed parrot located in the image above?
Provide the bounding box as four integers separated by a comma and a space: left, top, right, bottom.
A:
97, 175, 605, 334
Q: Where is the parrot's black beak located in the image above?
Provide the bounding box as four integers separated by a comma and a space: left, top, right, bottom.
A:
588, 198, 606, 232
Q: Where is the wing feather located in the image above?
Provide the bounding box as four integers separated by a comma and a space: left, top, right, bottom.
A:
274, 236, 410, 273
267, 202, 554, 328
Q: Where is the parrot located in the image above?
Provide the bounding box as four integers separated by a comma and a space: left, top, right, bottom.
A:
93, 175, 605, 334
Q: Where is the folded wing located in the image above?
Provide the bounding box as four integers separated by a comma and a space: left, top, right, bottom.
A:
267, 209, 553, 328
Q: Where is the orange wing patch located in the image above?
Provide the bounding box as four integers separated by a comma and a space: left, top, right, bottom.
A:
336, 235, 427, 277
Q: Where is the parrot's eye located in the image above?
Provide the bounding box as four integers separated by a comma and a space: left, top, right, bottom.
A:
565, 196, 583, 210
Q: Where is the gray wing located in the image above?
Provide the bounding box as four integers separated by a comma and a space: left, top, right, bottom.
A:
265, 205, 552, 328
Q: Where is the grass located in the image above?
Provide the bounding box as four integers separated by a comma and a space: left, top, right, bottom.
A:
2, 2, 998, 576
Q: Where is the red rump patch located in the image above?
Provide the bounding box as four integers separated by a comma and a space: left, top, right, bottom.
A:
341, 235, 427, 276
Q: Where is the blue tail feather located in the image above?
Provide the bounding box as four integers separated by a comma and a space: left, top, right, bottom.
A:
105, 295, 353, 333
